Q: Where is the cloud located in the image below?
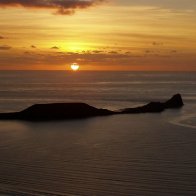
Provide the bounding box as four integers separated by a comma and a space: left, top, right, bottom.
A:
0, 50, 133, 67
0, 0, 105, 15
92, 50, 104, 53
108, 51, 119, 54
0, 45, 12, 50
0, 50, 195, 71
31, 45, 36, 48
0, 35, 5, 39
51, 46, 59, 50
152, 41, 163, 46
116, 0, 196, 10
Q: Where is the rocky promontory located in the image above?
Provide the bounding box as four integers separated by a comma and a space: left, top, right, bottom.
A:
0, 94, 183, 121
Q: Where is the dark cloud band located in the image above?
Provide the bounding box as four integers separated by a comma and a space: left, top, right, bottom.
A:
0, 0, 105, 15
0, 45, 12, 50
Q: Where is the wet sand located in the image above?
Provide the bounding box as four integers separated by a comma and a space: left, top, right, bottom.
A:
0, 113, 196, 195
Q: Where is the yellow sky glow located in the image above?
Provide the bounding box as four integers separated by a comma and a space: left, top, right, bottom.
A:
0, 2, 196, 71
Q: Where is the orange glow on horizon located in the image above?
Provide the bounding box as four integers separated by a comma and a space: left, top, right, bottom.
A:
0, 4, 195, 71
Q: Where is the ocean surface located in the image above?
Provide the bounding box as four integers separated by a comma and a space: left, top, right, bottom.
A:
0, 71, 196, 195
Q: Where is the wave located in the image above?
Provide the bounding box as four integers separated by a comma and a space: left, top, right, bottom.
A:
171, 114, 196, 129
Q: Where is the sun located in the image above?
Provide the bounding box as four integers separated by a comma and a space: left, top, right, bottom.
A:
71, 63, 80, 71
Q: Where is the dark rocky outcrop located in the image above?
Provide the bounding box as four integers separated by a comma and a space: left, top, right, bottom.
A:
0, 94, 184, 121
120, 94, 184, 114
0, 103, 113, 121
120, 102, 165, 114
163, 94, 184, 108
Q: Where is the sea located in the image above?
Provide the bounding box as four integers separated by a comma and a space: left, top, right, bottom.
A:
0, 71, 196, 195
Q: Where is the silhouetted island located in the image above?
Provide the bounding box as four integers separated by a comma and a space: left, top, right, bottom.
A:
0, 94, 183, 121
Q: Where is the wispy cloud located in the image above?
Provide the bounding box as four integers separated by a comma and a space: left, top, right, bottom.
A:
51, 46, 59, 50
31, 45, 36, 49
0, 45, 12, 50
116, 0, 196, 10
0, 49, 195, 70
0, 0, 105, 15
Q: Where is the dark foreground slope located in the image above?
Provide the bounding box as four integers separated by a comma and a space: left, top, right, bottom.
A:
0, 94, 183, 121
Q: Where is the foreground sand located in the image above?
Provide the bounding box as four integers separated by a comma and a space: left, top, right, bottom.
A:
0, 112, 195, 195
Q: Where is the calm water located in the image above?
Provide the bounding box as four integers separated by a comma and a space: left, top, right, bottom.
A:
0, 71, 196, 127
0, 71, 196, 195
0, 71, 195, 108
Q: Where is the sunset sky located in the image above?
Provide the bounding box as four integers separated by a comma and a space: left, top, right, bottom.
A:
0, 0, 195, 71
